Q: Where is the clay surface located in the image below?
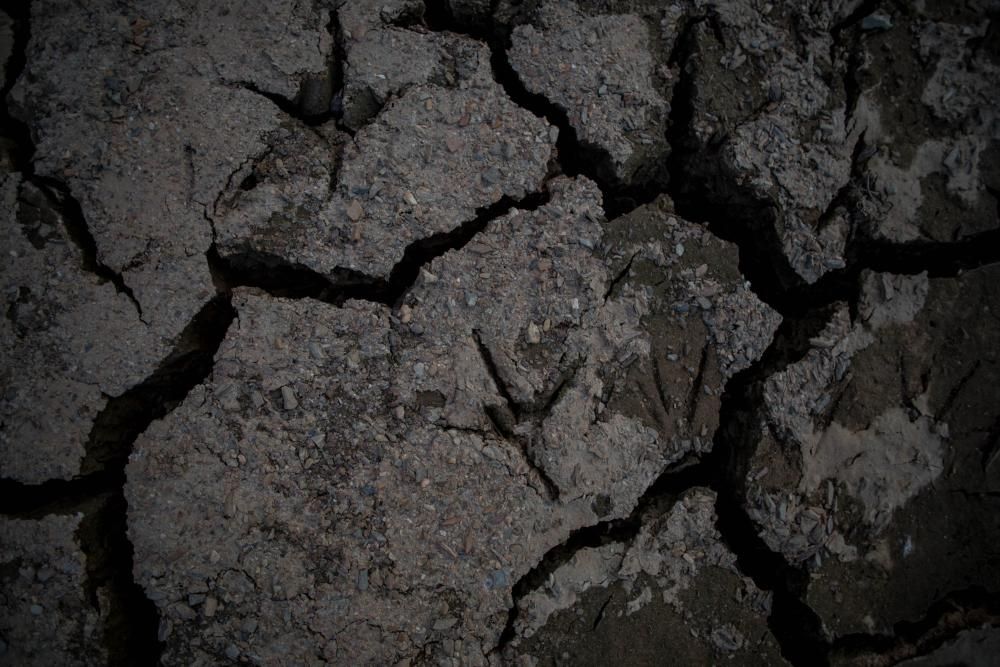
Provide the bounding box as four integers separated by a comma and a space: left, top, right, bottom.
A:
1, 0, 998, 665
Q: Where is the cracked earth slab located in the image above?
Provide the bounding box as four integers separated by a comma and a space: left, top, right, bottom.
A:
746, 264, 1000, 638
514, 488, 787, 664
2, 0, 1000, 665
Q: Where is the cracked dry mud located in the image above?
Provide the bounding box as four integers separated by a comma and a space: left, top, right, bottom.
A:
1, 1, 998, 666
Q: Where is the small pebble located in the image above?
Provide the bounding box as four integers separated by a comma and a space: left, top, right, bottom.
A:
29, 604, 43, 616
203, 597, 218, 618
281, 386, 299, 410
527, 322, 541, 344
173, 603, 197, 621
225, 645, 240, 660
482, 166, 502, 185
433, 617, 458, 631
346, 199, 364, 221
861, 13, 892, 31
251, 391, 265, 408
675, 243, 685, 257
485, 570, 509, 589
403, 190, 418, 206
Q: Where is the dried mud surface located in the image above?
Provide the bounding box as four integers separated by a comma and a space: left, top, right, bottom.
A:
1, 0, 999, 665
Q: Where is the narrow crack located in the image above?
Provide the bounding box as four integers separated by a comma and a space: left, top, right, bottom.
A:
829, 587, 1000, 666
4, 5, 141, 319
384, 188, 550, 303
80, 297, 236, 476
76, 492, 164, 667
830, 0, 884, 39
707, 380, 826, 664
327, 6, 352, 135
663, 12, 810, 316
778, 225, 1000, 323
847, 227, 1000, 277
702, 302, 851, 665
22, 177, 144, 318
423, 0, 666, 219
0, 472, 112, 518
660, 298, 845, 665
0, 1, 33, 172
210, 186, 550, 307
493, 457, 711, 653
208, 246, 385, 304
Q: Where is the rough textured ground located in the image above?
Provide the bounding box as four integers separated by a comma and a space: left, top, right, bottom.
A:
1, 0, 998, 665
